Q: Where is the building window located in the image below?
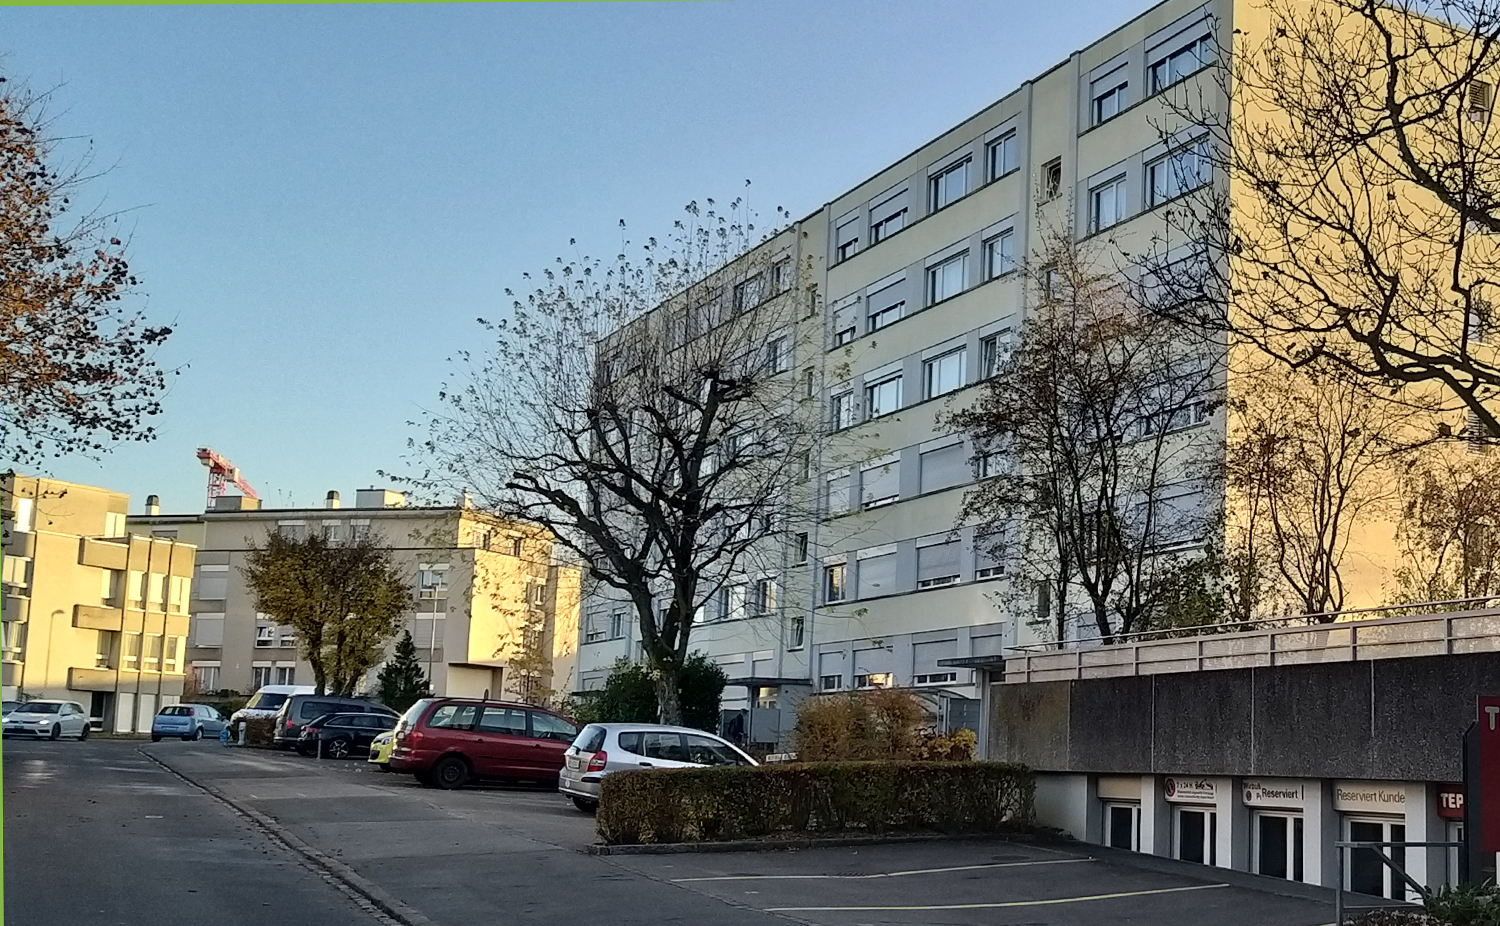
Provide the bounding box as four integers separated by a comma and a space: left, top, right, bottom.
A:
1147, 139, 1211, 207
930, 158, 969, 211
1043, 266, 1062, 300
763, 336, 789, 374
733, 275, 766, 313
509, 536, 523, 557
861, 459, 900, 508
100, 569, 123, 605
793, 532, 810, 564
1091, 175, 1128, 232
914, 672, 958, 685
802, 368, 816, 399
833, 318, 857, 347
825, 472, 852, 517
169, 575, 190, 614
867, 300, 904, 333
753, 578, 778, 615
820, 674, 842, 691
585, 616, 607, 644
1041, 158, 1063, 201
252, 665, 272, 690
987, 131, 1017, 180
924, 348, 966, 399
530, 581, 547, 607
870, 204, 907, 244
865, 374, 902, 419
830, 391, 855, 430
418, 565, 450, 599
773, 258, 793, 293
274, 664, 296, 686
927, 253, 968, 304
917, 540, 962, 588
823, 563, 847, 603
610, 611, 624, 640
124, 633, 141, 670
255, 625, 274, 648
196, 564, 229, 600
144, 634, 163, 671
277, 522, 307, 542
854, 672, 893, 689
322, 522, 343, 542
984, 231, 1015, 279
789, 615, 805, 650
1150, 34, 1213, 94
980, 330, 1014, 378
164, 636, 182, 674
193, 664, 220, 692
95, 631, 115, 669
835, 219, 860, 263
1092, 80, 1128, 124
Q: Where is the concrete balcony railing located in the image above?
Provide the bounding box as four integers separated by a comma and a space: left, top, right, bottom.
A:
73, 604, 123, 632
3, 530, 35, 558
77, 536, 128, 571
1001, 600, 1500, 684
2, 595, 29, 623
68, 666, 117, 691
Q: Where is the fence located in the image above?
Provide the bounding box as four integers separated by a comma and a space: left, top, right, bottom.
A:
1333, 839, 1462, 925
1002, 601, 1500, 684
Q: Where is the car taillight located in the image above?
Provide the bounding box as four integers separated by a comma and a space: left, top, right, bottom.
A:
586, 751, 607, 773
286, 719, 294, 730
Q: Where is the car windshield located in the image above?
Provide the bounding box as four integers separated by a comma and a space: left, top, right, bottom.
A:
245, 692, 289, 711
2, 701, 20, 714
17, 702, 60, 714
159, 706, 194, 716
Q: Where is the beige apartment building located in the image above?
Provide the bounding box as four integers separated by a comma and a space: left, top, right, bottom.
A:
129, 488, 579, 704
579, 0, 1391, 746
2, 476, 197, 733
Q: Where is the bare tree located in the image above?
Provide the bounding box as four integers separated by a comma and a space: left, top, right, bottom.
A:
1391, 445, 1500, 604
406, 197, 816, 723
1145, 0, 1500, 440
1226, 364, 1405, 617
0, 79, 172, 465
947, 229, 1223, 643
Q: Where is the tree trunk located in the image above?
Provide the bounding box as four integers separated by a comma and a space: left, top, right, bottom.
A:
655, 664, 682, 726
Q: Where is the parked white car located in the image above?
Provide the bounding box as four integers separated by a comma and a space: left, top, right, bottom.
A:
2, 701, 91, 740
558, 723, 756, 811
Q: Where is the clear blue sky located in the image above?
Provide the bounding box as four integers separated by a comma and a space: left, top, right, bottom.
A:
5, 0, 1150, 515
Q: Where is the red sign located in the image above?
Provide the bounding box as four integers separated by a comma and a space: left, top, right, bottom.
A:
1438, 784, 1465, 821
1479, 696, 1500, 850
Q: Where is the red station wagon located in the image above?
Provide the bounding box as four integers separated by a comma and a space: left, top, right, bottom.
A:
387, 698, 579, 790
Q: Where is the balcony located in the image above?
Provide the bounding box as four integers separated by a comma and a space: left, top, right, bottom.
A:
77, 537, 128, 570
2, 530, 34, 558
2, 595, 28, 623
2, 660, 18, 687
68, 666, 117, 691
73, 604, 122, 632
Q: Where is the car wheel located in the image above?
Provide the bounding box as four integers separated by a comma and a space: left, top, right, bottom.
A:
192, 727, 204, 741
572, 796, 598, 813
325, 737, 351, 760
431, 756, 469, 790
151, 734, 162, 742
49, 724, 60, 741
79, 724, 90, 741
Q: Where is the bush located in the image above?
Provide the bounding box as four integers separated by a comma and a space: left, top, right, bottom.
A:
1424, 882, 1500, 926
792, 689, 927, 761
596, 761, 1034, 845
235, 716, 276, 747
566, 653, 726, 732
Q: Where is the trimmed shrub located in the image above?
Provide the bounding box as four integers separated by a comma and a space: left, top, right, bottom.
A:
792, 689, 928, 761
596, 761, 1034, 845
236, 716, 276, 746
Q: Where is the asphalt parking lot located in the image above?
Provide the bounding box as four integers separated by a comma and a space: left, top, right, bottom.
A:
7, 738, 1347, 926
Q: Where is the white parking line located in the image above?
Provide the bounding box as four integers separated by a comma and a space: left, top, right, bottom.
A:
671, 857, 1095, 882
764, 881, 1229, 911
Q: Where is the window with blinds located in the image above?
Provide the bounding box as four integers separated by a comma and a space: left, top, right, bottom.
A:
857, 552, 897, 598
916, 541, 961, 588
919, 443, 969, 494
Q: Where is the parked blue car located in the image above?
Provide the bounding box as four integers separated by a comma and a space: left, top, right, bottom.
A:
151, 704, 227, 742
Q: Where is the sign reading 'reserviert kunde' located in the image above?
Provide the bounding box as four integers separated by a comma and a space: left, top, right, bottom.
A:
1333, 781, 1408, 814
1164, 777, 1216, 803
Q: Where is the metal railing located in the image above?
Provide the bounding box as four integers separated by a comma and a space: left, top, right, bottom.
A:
1333, 839, 1461, 925
1002, 599, 1500, 683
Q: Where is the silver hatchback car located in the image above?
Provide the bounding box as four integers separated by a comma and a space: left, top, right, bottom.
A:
558, 722, 757, 811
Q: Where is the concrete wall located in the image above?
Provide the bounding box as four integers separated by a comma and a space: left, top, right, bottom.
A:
991, 652, 1500, 780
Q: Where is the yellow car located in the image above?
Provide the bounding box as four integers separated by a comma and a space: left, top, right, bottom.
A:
367, 730, 395, 771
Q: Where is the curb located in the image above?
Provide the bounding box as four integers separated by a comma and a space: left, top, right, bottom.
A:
589, 829, 1060, 856
139, 747, 440, 926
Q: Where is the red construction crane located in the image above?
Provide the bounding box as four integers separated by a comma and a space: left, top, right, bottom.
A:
197, 447, 259, 508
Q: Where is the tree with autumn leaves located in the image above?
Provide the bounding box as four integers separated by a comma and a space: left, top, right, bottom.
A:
0, 78, 172, 466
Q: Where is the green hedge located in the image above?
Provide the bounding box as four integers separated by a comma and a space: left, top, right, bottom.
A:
596, 761, 1034, 845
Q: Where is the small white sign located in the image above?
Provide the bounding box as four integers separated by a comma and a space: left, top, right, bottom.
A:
1333, 781, 1408, 814
1243, 779, 1307, 809
1164, 776, 1216, 803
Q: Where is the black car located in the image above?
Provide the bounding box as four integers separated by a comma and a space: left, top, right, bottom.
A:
297, 712, 398, 759
272, 695, 396, 749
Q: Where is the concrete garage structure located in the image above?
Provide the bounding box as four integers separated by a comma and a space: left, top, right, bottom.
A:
968, 608, 1494, 898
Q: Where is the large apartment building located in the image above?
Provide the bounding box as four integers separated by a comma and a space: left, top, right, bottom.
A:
129, 489, 580, 704
576, 0, 1413, 746
1, 476, 197, 733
